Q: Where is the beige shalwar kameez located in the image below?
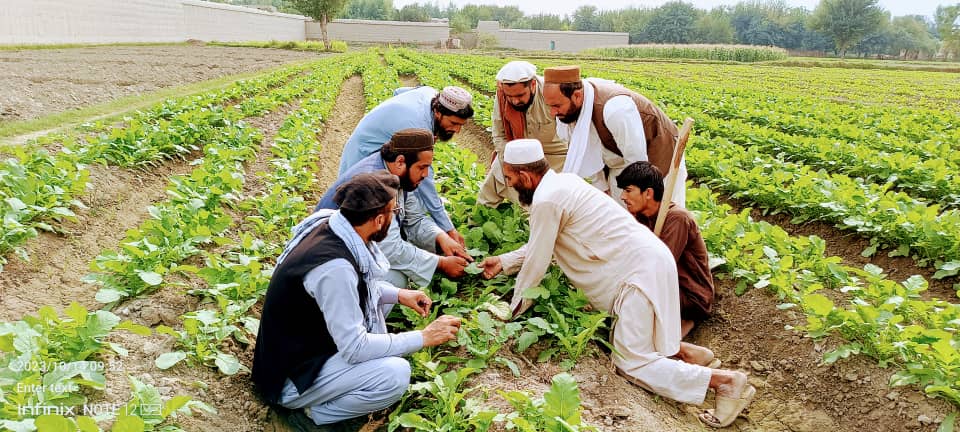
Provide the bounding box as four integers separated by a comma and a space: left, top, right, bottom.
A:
479, 78, 567, 206
499, 170, 710, 404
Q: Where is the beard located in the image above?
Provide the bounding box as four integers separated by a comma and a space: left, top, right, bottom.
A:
557, 105, 582, 124
511, 98, 533, 113
370, 215, 391, 242
434, 117, 455, 141
516, 184, 535, 206
399, 173, 418, 191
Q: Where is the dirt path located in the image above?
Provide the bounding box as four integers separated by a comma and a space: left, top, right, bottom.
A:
0, 45, 322, 125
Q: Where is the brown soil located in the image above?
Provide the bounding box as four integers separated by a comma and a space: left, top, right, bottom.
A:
0, 45, 323, 124
0, 160, 194, 322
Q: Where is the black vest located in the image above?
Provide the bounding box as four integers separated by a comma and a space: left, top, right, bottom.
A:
252, 221, 368, 404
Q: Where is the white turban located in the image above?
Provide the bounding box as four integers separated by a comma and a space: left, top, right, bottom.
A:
496, 61, 537, 84
503, 139, 545, 165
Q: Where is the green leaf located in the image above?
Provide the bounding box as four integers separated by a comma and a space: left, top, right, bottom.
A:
111, 414, 145, 432
5, 198, 27, 211
938, 412, 956, 432
162, 395, 193, 418
464, 262, 483, 275
215, 352, 242, 375
516, 331, 539, 352
137, 271, 163, 286
803, 293, 834, 316
543, 373, 582, 427
155, 351, 187, 370
75, 416, 100, 432
116, 321, 152, 336
34, 415, 72, 432
398, 413, 435, 430
96, 288, 126, 304
522, 285, 549, 300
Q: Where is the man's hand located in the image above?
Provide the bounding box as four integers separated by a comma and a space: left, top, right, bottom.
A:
422, 315, 461, 347
437, 232, 471, 261
437, 256, 469, 278
398, 289, 432, 317
479, 256, 503, 279
446, 229, 466, 248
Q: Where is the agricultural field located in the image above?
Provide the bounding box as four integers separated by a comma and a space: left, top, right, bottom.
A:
0, 45, 959, 432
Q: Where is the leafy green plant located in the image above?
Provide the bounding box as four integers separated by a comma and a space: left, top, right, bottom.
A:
499, 373, 597, 432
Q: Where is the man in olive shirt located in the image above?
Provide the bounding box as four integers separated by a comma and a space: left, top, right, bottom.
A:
616, 161, 714, 338
479, 61, 567, 206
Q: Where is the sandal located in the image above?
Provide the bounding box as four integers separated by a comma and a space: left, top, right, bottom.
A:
699, 384, 756, 427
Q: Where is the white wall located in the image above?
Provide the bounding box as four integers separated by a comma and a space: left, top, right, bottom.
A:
182, 0, 305, 42
0, 0, 184, 44
477, 21, 628, 53
0, 0, 308, 45
307, 19, 449, 44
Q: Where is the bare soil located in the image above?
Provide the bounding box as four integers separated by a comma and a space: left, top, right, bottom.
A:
0, 45, 322, 124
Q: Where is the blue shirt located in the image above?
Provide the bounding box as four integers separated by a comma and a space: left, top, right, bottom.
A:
318, 154, 444, 286
337, 86, 454, 232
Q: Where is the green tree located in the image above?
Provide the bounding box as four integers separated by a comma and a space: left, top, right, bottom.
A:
572, 6, 599, 32
642, 1, 701, 43
515, 13, 567, 31
342, 0, 393, 20
290, 0, 350, 49
396, 3, 431, 21
889, 15, 940, 59
935, 4, 960, 59
693, 9, 735, 43
810, 0, 886, 58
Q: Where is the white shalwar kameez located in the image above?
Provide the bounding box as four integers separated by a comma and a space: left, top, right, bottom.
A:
499, 170, 709, 404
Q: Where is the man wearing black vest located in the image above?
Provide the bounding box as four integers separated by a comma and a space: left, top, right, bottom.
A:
253, 171, 461, 428
541, 65, 687, 207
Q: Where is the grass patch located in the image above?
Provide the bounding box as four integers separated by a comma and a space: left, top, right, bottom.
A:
0, 58, 322, 143
584, 44, 788, 62
769, 58, 960, 73
0, 42, 188, 51
210, 39, 348, 53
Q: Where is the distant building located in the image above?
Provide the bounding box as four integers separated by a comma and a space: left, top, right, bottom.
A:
476, 20, 628, 52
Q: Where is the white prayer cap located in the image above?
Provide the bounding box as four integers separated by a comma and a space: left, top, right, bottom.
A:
503, 139, 545, 165
438, 86, 472, 112
496, 61, 537, 84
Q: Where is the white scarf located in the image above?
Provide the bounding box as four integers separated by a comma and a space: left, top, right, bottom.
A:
557, 78, 606, 180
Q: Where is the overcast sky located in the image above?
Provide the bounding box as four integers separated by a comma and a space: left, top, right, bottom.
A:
392, 0, 946, 19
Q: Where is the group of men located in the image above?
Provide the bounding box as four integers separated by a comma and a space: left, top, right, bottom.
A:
252, 62, 755, 430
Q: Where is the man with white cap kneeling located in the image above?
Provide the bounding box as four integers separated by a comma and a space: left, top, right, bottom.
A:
479, 138, 756, 428
479, 61, 567, 207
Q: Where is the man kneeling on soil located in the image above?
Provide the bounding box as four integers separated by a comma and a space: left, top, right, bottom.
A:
479, 139, 755, 428
252, 171, 461, 427
616, 161, 715, 339
316, 128, 471, 288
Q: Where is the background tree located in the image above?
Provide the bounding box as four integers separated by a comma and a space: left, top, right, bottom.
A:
694, 8, 735, 43
290, 0, 349, 49
396, 3, 431, 21
935, 4, 960, 59
572, 6, 600, 32
810, 0, 886, 57
642, 1, 700, 43
514, 13, 568, 30
888, 15, 940, 59
341, 0, 393, 20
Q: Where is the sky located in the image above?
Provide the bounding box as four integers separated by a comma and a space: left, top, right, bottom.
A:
391, 0, 947, 19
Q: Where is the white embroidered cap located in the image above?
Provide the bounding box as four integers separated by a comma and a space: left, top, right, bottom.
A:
503, 139, 545, 165
496, 61, 537, 84
438, 86, 472, 112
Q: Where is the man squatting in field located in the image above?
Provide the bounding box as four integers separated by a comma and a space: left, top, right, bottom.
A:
617, 161, 716, 340
252, 171, 462, 427
480, 139, 754, 428
478, 61, 568, 206
318, 129, 472, 288
541, 65, 688, 206
337, 83, 475, 248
